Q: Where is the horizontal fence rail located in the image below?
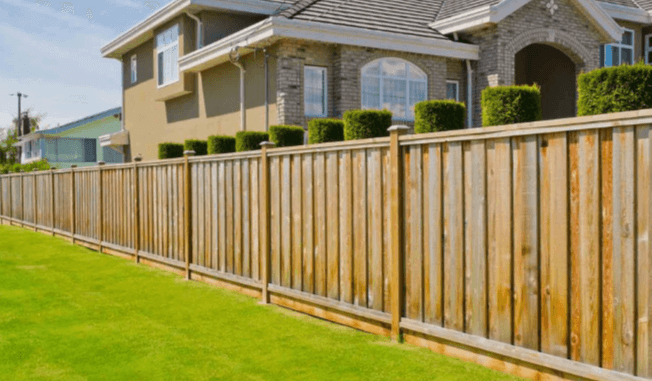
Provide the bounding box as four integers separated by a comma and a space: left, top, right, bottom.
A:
2, 109, 652, 381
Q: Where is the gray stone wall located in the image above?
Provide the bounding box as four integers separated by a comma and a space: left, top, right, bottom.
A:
463, 0, 608, 125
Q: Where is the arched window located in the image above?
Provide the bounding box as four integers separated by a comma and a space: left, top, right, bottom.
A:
361, 58, 427, 121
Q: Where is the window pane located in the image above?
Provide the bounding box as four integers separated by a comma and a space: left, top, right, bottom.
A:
158, 52, 164, 85
44, 139, 57, 162
612, 45, 620, 66
446, 83, 458, 100
362, 76, 380, 110
600, 45, 605, 67
408, 65, 427, 81
622, 31, 633, 46
84, 139, 96, 163
170, 44, 179, 82
381, 59, 407, 78
383, 78, 406, 118
363, 61, 380, 76
648, 35, 652, 48
648, 51, 652, 64
305, 67, 326, 116
622, 48, 633, 65
103, 147, 123, 164
409, 81, 427, 119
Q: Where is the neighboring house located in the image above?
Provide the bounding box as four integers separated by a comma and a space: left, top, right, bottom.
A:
101, 0, 652, 160
16, 107, 125, 168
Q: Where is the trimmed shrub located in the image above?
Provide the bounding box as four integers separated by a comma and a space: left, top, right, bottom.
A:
158, 142, 184, 159
578, 62, 652, 116
207, 135, 236, 155
414, 100, 466, 133
343, 110, 392, 141
308, 119, 345, 144
481, 85, 542, 127
184, 139, 208, 156
235, 131, 269, 152
269, 125, 305, 147
0, 159, 52, 174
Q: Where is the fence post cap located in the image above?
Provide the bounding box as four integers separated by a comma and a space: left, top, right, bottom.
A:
70, 165, 78, 168
134, 155, 143, 162
50, 168, 56, 171
260, 141, 276, 148
97, 161, 105, 166
184, 150, 196, 157
388, 125, 410, 133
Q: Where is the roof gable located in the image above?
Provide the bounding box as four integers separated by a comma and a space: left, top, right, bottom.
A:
431, 0, 623, 42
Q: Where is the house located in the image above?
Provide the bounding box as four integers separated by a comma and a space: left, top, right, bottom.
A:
101, 0, 651, 161
16, 107, 125, 168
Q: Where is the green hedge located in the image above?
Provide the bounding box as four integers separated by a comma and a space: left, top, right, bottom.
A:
343, 110, 392, 141
481, 85, 542, 127
184, 139, 208, 156
308, 119, 344, 144
0, 159, 51, 174
578, 62, 652, 116
207, 135, 236, 155
158, 143, 184, 159
269, 125, 304, 147
414, 100, 466, 133
235, 131, 269, 152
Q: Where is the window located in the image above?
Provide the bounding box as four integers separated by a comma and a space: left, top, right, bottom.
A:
361, 58, 427, 121
601, 29, 634, 67
156, 24, 179, 87
304, 66, 328, 117
446, 80, 459, 102
43, 138, 96, 163
646, 34, 652, 64
102, 147, 124, 164
131, 55, 137, 84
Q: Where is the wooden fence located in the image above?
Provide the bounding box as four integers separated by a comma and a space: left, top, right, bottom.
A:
1, 109, 652, 381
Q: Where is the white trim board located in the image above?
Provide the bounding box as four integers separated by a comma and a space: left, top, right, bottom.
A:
431, 0, 624, 42
101, 0, 290, 59
179, 17, 480, 73
598, 1, 652, 23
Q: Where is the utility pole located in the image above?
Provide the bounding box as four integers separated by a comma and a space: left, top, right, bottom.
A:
9, 92, 28, 137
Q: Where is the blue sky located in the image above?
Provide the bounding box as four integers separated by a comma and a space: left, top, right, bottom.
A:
0, 0, 174, 131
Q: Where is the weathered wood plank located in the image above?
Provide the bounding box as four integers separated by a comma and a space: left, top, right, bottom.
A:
282, 156, 292, 288
512, 135, 539, 350
291, 155, 302, 290
368, 148, 384, 312
570, 130, 600, 366
339, 151, 353, 304
302, 154, 315, 293
443, 141, 464, 332
424, 144, 443, 326
353, 149, 367, 307
464, 140, 487, 337
612, 126, 636, 374
315, 153, 327, 297
406, 145, 423, 321
235, 160, 243, 275
539, 132, 569, 358
327, 151, 340, 300
636, 125, 651, 378
270, 157, 280, 285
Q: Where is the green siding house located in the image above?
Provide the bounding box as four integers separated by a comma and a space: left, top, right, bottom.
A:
17, 107, 124, 168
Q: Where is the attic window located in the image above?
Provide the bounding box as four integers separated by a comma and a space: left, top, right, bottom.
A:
361, 58, 427, 121
157, 24, 179, 87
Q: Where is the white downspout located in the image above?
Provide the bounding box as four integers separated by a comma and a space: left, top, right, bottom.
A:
453, 33, 474, 128
229, 47, 246, 131
185, 12, 203, 50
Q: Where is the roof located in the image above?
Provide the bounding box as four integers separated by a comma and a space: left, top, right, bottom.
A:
19, 108, 122, 142
281, 0, 448, 40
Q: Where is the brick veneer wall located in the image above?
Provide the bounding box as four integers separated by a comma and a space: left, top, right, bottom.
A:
274, 39, 463, 128
462, 0, 608, 125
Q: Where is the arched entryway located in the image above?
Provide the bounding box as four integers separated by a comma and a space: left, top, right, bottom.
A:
515, 44, 576, 120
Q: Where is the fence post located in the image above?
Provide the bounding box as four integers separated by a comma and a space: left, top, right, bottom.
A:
50, 168, 56, 236
388, 125, 409, 342
70, 165, 77, 243
8, 173, 12, 224
133, 155, 142, 263
259, 141, 275, 304
33, 169, 38, 232
97, 162, 105, 252
184, 151, 195, 280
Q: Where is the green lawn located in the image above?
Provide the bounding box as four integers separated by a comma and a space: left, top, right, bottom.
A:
0, 225, 522, 381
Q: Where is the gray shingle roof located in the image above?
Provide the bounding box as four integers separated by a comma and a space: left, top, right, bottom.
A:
600, 0, 646, 10
436, 0, 498, 21
282, 0, 449, 40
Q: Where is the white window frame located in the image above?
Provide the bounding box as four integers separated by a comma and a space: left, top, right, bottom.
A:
446, 80, 460, 102
602, 28, 635, 67
131, 54, 137, 84
304, 66, 328, 118
156, 24, 180, 89
646, 33, 652, 64
361, 58, 428, 121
